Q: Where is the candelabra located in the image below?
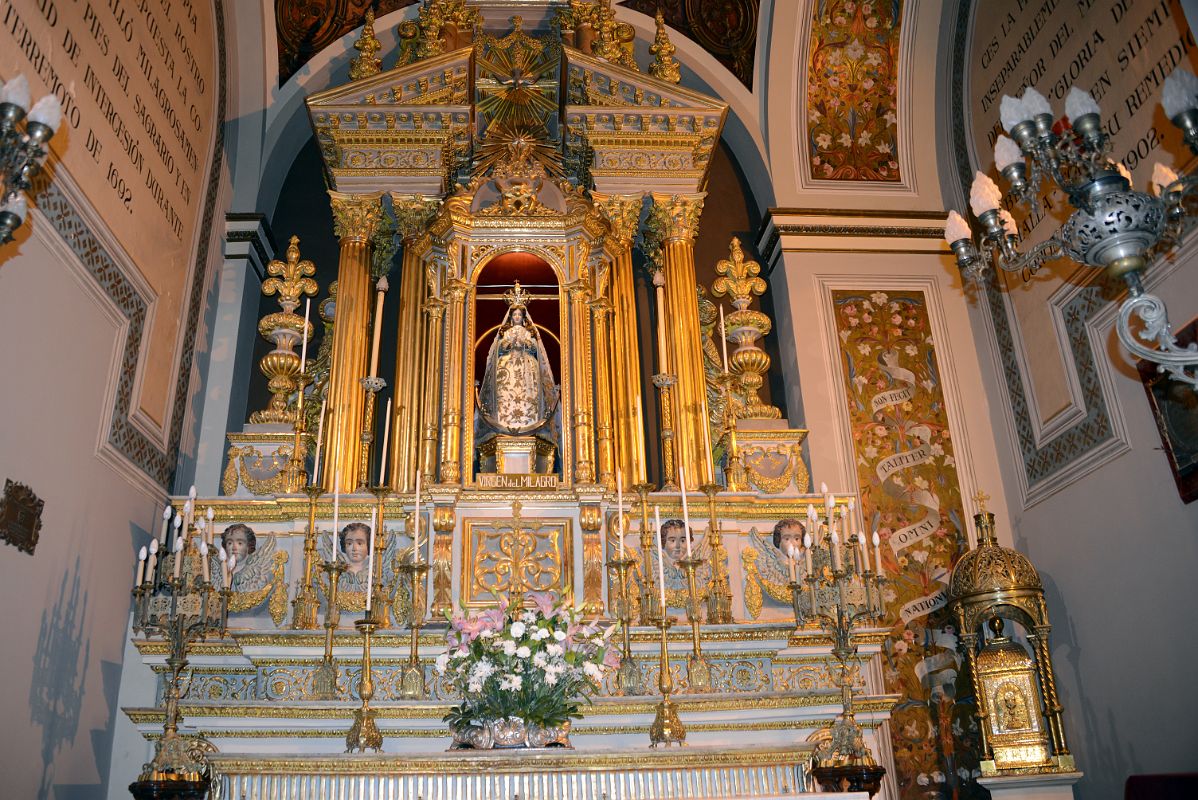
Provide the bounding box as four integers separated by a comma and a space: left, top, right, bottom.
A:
651, 374, 680, 492
369, 487, 393, 628
311, 560, 347, 700
128, 527, 230, 799
788, 507, 887, 796
632, 482, 662, 626
397, 557, 429, 699
946, 74, 1198, 389
715, 373, 747, 492
648, 617, 685, 747
699, 483, 733, 623
346, 612, 384, 752
676, 555, 711, 693
606, 554, 644, 695
290, 485, 323, 629
0, 75, 62, 244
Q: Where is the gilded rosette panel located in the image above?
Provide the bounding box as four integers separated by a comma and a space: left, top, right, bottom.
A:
461, 514, 573, 608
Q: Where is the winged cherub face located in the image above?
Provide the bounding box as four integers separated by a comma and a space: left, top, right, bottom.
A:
777, 524, 804, 555
342, 526, 371, 571
660, 521, 692, 563
226, 530, 250, 561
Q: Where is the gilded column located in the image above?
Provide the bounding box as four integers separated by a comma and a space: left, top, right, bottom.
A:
646, 193, 712, 489
593, 193, 645, 482
568, 277, 597, 485
439, 279, 469, 484
389, 196, 437, 491
420, 297, 446, 479
325, 191, 383, 491
590, 292, 615, 488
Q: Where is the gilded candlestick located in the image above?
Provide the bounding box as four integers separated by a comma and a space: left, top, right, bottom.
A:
699, 482, 733, 623
632, 482, 660, 626
346, 613, 384, 753
369, 486, 393, 628
283, 371, 312, 493
716, 373, 747, 491
397, 560, 430, 699
356, 376, 385, 493
311, 560, 346, 700
652, 374, 680, 492
606, 555, 644, 696
648, 617, 685, 747
290, 485, 323, 630
676, 555, 711, 692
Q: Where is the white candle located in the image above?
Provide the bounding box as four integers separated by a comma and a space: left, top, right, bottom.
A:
830, 525, 841, 571
206, 507, 215, 545
654, 505, 667, 610
366, 508, 377, 611
300, 297, 311, 374
312, 398, 328, 484
377, 398, 392, 486
719, 305, 730, 374
872, 530, 882, 574
220, 547, 229, 585
787, 546, 797, 582
199, 541, 211, 584
856, 528, 868, 572
654, 276, 668, 371
182, 499, 192, 537
414, 470, 422, 563
228, 554, 237, 579
188, 486, 197, 531
616, 469, 625, 558
136, 546, 147, 586
147, 539, 159, 584
803, 532, 813, 575
173, 536, 184, 580
159, 505, 171, 544
368, 278, 386, 378
332, 472, 341, 558
172, 513, 182, 553
679, 465, 692, 557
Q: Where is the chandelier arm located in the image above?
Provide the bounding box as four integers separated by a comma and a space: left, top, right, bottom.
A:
986, 232, 1066, 276
1116, 288, 1198, 389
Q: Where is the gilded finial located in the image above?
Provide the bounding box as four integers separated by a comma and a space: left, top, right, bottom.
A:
350, 9, 383, 80
972, 490, 991, 516
648, 10, 681, 84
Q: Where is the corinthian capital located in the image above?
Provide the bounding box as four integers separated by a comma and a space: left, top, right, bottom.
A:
390, 193, 440, 241
329, 191, 384, 242
592, 193, 643, 250
647, 193, 705, 244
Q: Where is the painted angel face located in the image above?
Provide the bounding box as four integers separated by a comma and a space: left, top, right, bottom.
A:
776, 524, 804, 555
225, 530, 251, 561
662, 526, 691, 562
343, 528, 370, 569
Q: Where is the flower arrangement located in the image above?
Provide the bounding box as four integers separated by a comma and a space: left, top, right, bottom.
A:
437, 592, 620, 747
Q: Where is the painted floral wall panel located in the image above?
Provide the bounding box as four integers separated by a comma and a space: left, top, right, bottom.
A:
831, 289, 985, 798
807, 0, 903, 181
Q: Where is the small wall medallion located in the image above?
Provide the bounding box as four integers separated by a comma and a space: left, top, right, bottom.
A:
0, 479, 44, 555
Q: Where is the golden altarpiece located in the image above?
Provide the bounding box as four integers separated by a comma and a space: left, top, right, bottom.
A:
115, 3, 904, 798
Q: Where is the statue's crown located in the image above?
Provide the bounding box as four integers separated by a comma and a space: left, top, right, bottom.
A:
503, 281, 530, 310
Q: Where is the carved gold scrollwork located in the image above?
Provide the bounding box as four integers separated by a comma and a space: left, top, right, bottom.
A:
221, 444, 293, 496
227, 551, 291, 626
580, 504, 604, 616
463, 505, 571, 607
329, 191, 384, 242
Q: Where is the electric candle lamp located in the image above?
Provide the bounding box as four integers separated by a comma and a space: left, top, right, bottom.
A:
172, 513, 182, 553
136, 546, 147, 586
228, 555, 237, 578
206, 507, 215, 546
654, 505, 666, 610
173, 536, 184, 580
159, 505, 171, 544
787, 545, 797, 582
830, 526, 841, 571
872, 530, 882, 574
147, 539, 159, 584
219, 547, 229, 585
199, 541, 210, 584
803, 532, 813, 575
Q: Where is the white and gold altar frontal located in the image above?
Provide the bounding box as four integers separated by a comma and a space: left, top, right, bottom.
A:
115, 2, 898, 798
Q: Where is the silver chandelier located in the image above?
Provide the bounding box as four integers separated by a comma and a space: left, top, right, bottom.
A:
946, 70, 1198, 390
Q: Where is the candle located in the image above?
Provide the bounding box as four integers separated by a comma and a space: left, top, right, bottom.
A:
173, 536, 184, 580
719, 305, 730, 374
206, 507, 215, 546
366, 508, 377, 611
679, 465, 692, 557
654, 505, 667, 610
182, 499, 192, 537
830, 525, 841, 571
312, 398, 328, 484
299, 297, 311, 413
787, 545, 797, 582
199, 541, 211, 584
616, 469, 625, 558
856, 528, 868, 572
872, 530, 882, 574
378, 398, 392, 486
332, 472, 341, 558
228, 554, 237, 580
414, 470, 422, 563
654, 274, 668, 371
219, 546, 229, 585
172, 513, 182, 553
159, 505, 171, 544
368, 277, 387, 378
188, 485, 197, 531
803, 531, 813, 575
147, 539, 159, 584
136, 546, 147, 586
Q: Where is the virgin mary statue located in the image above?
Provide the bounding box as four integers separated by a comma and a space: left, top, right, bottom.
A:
477, 282, 559, 437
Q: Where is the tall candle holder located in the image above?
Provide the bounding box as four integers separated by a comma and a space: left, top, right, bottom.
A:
632, 482, 661, 626
676, 555, 711, 692
648, 617, 685, 747
606, 554, 644, 696
356, 376, 385, 492
369, 486, 393, 628
346, 612, 384, 752
699, 483, 733, 623
311, 560, 347, 700
397, 558, 430, 699
282, 371, 312, 493
715, 373, 747, 491
290, 485, 323, 630
652, 374, 680, 492
128, 527, 231, 800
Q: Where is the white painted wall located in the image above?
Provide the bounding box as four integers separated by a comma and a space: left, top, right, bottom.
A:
0, 220, 165, 798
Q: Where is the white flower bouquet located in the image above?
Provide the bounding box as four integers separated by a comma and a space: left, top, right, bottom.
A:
437, 592, 620, 747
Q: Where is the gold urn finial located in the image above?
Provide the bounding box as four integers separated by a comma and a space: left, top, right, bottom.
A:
251, 236, 319, 425
349, 9, 383, 80
648, 10, 681, 84
711, 237, 780, 420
